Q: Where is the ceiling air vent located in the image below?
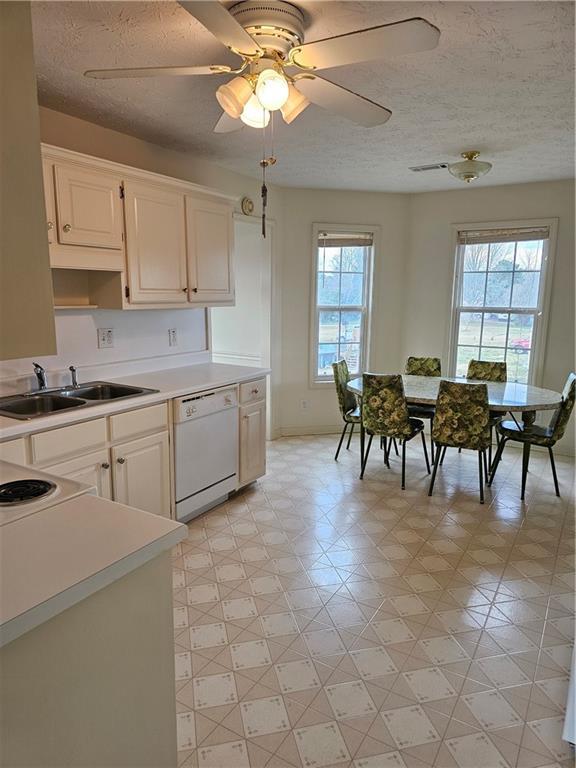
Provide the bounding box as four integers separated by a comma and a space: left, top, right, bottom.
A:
409, 162, 449, 172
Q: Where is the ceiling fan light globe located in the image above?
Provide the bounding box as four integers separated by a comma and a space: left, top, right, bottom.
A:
215, 77, 253, 119
240, 94, 270, 128
255, 68, 289, 111
280, 83, 310, 124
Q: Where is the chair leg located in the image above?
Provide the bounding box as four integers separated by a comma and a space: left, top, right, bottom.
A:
428, 443, 442, 496
488, 426, 493, 468
420, 430, 431, 474
548, 446, 560, 497
335, 422, 348, 461
483, 449, 489, 481
401, 440, 406, 490
360, 434, 373, 479
488, 437, 507, 485
440, 445, 447, 465
346, 423, 355, 450
478, 450, 485, 504
384, 438, 391, 469
521, 442, 531, 501
360, 423, 365, 467
392, 438, 399, 456
429, 419, 435, 463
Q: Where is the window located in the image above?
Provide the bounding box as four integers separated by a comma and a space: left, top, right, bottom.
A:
450, 222, 555, 384
312, 230, 373, 382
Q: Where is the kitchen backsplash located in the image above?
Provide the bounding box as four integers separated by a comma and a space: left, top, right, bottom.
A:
0, 307, 209, 394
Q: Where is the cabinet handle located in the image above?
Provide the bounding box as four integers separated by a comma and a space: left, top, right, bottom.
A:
191, 287, 198, 293
251, 388, 259, 395
117, 457, 125, 464
182, 287, 188, 292
101, 462, 110, 469
47, 221, 53, 230
63, 224, 72, 233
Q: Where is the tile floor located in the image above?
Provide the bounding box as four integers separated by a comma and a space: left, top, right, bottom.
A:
172, 435, 575, 768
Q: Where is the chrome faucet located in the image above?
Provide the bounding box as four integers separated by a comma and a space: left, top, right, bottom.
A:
33, 363, 48, 391
69, 365, 79, 388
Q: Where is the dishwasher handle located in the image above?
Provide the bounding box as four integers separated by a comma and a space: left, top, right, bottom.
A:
173, 386, 238, 422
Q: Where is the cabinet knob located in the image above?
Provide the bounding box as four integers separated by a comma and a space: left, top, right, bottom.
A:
47, 221, 53, 230
251, 388, 259, 395
101, 462, 110, 469
192, 287, 198, 293
117, 457, 125, 465
182, 287, 188, 293
63, 224, 72, 233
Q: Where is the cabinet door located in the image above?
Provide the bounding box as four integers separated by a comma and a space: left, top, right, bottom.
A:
43, 449, 112, 499
0, 438, 27, 466
124, 181, 188, 304
239, 400, 266, 486
186, 196, 234, 304
42, 159, 56, 245
54, 164, 124, 249
112, 431, 171, 517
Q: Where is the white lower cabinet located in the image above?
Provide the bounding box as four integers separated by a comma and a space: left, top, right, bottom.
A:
44, 449, 112, 499
239, 400, 266, 486
111, 431, 171, 518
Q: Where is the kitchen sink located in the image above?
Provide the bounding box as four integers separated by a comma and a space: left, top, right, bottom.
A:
59, 383, 152, 400
0, 382, 158, 420
0, 394, 86, 419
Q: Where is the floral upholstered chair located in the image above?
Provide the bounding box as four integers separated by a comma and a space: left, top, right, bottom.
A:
405, 357, 442, 377
489, 372, 576, 500
466, 359, 508, 464
405, 356, 442, 461
467, 359, 507, 383
360, 373, 430, 489
429, 380, 491, 503
332, 359, 361, 460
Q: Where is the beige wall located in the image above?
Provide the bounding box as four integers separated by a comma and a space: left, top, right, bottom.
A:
0, 4, 56, 360
278, 188, 409, 435
402, 180, 575, 454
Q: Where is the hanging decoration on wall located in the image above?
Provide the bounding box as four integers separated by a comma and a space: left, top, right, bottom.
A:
240, 196, 254, 215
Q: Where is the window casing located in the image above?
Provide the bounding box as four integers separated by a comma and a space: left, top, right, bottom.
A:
311, 229, 374, 383
449, 221, 557, 385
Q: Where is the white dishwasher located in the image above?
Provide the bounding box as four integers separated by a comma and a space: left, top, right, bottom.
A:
173, 386, 238, 522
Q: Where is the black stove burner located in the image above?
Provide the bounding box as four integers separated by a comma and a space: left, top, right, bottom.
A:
0, 479, 56, 505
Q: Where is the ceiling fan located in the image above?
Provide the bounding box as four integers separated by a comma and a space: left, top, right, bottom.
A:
85, 0, 440, 132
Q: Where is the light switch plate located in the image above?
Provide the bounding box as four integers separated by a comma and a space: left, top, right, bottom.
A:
97, 328, 114, 348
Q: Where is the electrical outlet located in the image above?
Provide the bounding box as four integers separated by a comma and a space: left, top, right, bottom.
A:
168, 328, 178, 347
97, 328, 114, 349
300, 399, 309, 411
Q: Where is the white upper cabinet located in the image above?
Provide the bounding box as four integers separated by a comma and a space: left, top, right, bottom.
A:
124, 180, 189, 305
186, 195, 235, 305
54, 164, 124, 250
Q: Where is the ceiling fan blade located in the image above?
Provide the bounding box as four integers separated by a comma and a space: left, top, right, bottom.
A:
289, 17, 440, 70
294, 75, 391, 127
85, 64, 234, 79
178, 1, 263, 57
214, 112, 243, 133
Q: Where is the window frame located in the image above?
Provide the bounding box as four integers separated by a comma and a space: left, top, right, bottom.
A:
447, 217, 558, 386
309, 223, 377, 387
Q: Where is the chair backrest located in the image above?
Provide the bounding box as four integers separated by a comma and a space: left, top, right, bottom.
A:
432, 380, 491, 450
405, 356, 441, 377
362, 373, 413, 438
550, 372, 576, 442
467, 359, 507, 383
332, 359, 357, 417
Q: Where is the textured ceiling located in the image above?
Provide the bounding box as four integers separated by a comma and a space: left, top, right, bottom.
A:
31, 1, 574, 191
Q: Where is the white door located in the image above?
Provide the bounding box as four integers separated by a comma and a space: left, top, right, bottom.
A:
186, 195, 234, 304
211, 217, 272, 432
124, 180, 188, 304
239, 400, 266, 486
112, 432, 171, 517
43, 449, 112, 499
54, 164, 124, 249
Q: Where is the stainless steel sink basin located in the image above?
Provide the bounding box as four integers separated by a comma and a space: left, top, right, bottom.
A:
0, 381, 158, 420
0, 394, 86, 419
59, 382, 152, 401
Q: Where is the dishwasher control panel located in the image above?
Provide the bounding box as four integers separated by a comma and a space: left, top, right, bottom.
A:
173, 386, 238, 422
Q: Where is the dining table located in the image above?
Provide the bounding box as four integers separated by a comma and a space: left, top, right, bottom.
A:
347, 374, 563, 459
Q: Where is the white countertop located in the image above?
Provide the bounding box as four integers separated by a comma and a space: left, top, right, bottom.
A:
0, 493, 186, 647
0, 363, 270, 440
